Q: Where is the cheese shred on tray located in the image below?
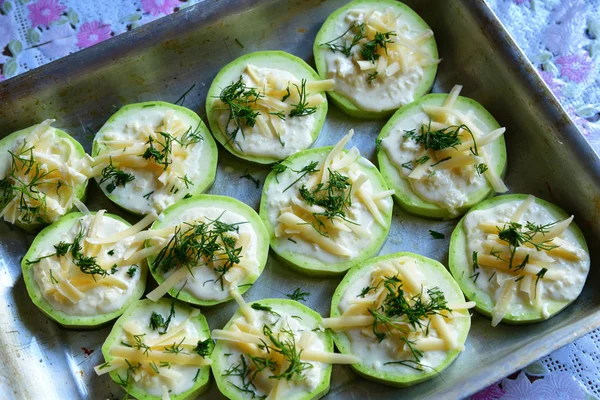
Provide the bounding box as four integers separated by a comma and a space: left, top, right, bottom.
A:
21, 211, 147, 327
211, 298, 358, 400
326, 252, 473, 387
260, 130, 394, 276
449, 194, 591, 326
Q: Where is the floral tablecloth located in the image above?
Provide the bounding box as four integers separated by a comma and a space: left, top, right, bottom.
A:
0, 0, 599, 398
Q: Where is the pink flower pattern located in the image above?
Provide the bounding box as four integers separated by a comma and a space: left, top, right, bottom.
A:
470, 382, 506, 400
539, 70, 565, 96
76, 21, 112, 49
27, 0, 66, 28
556, 53, 594, 84
141, 0, 181, 17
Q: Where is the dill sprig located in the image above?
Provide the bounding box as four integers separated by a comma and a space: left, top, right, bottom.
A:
429, 230, 444, 239
365, 275, 450, 342
251, 303, 281, 317
286, 287, 310, 302
223, 354, 263, 398
99, 157, 134, 193
321, 22, 366, 56
174, 83, 196, 106
283, 161, 319, 192
141, 132, 178, 171
470, 251, 480, 282
272, 162, 288, 183
496, 221, 559, 271
288, 79, 317, 118
404, 121, 463, 151
151, 214, 245, 290
298, 169, 357, 236
261, 324, 313, 381
0, 141, 57, 224
193, 339, 213, 358
218, 76, 263, 141
240, 169, 260, 189
360, 30, 397, 63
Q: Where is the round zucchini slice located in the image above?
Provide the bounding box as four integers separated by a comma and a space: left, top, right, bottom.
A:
448, 194, 591, 326
259, 131, 394, 276
21, 211, 147, 327
98, 298, 212, 400
313, 0, 439, 119
327, 252, 472, 387
92, 101, 218, 216
206, 50, 329, 164
212, 298, 343, 400
146, 194, 269, 306
0, 120, 88, 231
377, 86, 508, 219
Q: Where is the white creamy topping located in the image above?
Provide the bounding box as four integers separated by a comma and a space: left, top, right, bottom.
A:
112, 303, 208, 396
463, 199, 590, 317
336, 257, 467, 375
217, 307, 326, 398
265, 132, 393, 264
154, 206, 259, 301
0, 120, 88, 224
216, 65, 318, 159
94, 106, 207, 214
321, 7, 436, 112
32, 214, 141, 316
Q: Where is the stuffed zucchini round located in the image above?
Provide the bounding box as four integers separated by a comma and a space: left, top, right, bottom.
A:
259, 130, 394, 276
0, 120, 89, 230
22, 211, 146, 327
313, 0, 439, 118
211, 298, 357, 400
206, 50, 330, 164
377, 85, 508, 219
96, 298, 212, 400
92, 101, 218, 215
448, 194, 590, 326
325, 252, 472, 387
145, 194, 269, 307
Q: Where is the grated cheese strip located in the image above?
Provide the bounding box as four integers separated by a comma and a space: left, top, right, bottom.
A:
443, 85, 463, 109
481, 149, 508, 193
407, 151, 434, 180
413, 338, 448, 352
432, 154, 484, 171
322, 316, 374, 330
72, 197, 89, 215
357, 60, 377, 71
413, 29, 434, 44
356, 187, 385, 226
477, 254, 562, 280
212, 329, 263, 345
146, 267, 189, 301
481, 240, 555, 263
392, 259, 422, 296
146, 315, 200, 347
119, 243, 163, 267
55, 278, 84, 303
534, 216, 574, 243
94, 358, 127, 375
491, 280, 517, 327
109, 346, 211, 366
230, 288, 255, 324
87, 212, 158, 244
510, 195, 535, 223
245, 64, 260, 84
91, 144, 147, 166
277, 213, 352, 256
446, 301, 477, 310
320, 130, 354, 184
300, 350, 360, 364
430, 314, 456, 350
371, 189, 395, 200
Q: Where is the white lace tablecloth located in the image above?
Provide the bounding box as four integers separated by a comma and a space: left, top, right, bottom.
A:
0, 0, 598, 398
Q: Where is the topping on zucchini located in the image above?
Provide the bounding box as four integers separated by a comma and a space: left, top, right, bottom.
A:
211, 298, 357, 400
377, 85, 508, 219
95, 298, 212, 400
313, 0, 439, 118
206, 51, 330, 164
326, 252, 473, 387
449, 194, 590, 326
91, 101, 218, 215
260, 130, 394, 276
22, 211, 147, 327
0, 120, 89, 230
145, 194, 269, 306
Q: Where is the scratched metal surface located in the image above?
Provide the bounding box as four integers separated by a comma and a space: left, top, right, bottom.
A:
0, 0, 599, 399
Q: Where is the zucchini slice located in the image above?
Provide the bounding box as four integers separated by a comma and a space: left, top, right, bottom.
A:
92, 101, 218, 216
0, 120, 89, 230
448, 194, 591, 326
206, 50, 330, 164
313, 0, 439, 119
145, 194, 269, 306
259, 130, 394, 276
96, 298, 212, 400
211, 298, 356, 400
326, 252, 472, 387
377, 85, 508, 219
21, 211, 147, 327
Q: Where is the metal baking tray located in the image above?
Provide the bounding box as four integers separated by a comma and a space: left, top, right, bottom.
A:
1, 0, 599, 398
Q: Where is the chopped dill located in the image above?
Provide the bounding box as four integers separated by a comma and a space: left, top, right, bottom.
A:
286, 287, 310, 302
99, 157, 134, 193
240, 169, 260, 189
321, 22, 366, 56
218, 76, 262, 141
288, 79, 317, 118
428, 230, 444, 239
174, 83, 196, 106
283, 161, 319, 192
